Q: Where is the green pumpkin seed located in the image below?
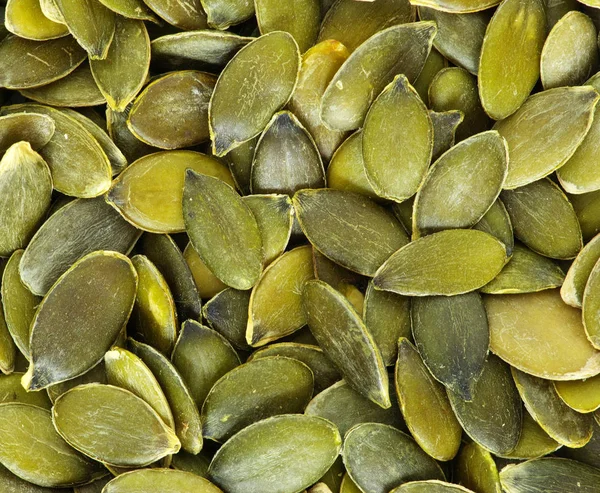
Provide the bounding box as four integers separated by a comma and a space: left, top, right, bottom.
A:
481, 243, 565, 294
106, 103, 157, 163
104, 347, 175, 428
305, 379, 405, 437
312, 247, 364, 290
201, 0, 253, 29
172, 320, 240, 410
0, 142, 52, 257
143, 0, 207, 30
20, 197, 140, 296
321, 22, 436, 131
582, 259, 600, 348
89, 17, 150, 112
249, 343, 340, 393
97, 0, 156, 21
141, 234, 202, 322
39, 0, 66, 23
494, 87, 599, 188
362, 74, 432, 202
340, 473, 362, 493
294, 189, 409, 276
448, 355, 522, 455
392, 481, 475, 493
0, 35, 86, 89
500, 457, 600, 493
183, 242, 228, 299
454, 442, 502, 493
0, 461, 74, 492
318, 0, 415, 53
395, 338, 462, 461
413, 49, 447, 104
171, 450, 211, 477
499, 408, 561, 459
202, 288, 251, 350
208, 414, 341, 493
5, 0, 68, 40
478, 0, 546, 120
74, 476, 111, 493
486, 289, 600, 379
303, 280, 390, 408
46, 361, 107, 403
288, 40, 350, 162
562, 418, 600, 468
343, 423, 445, 493
0, 373, 51, 409
429, 110, 463, 161
128, 71, 215, 149
413, 130, 507, 237
512, 368, 593, 447
0, 403, 103, 487
2, 250, 40, 358
202, 356, 313, 442
554, 375, 600, 413
410, 0, 500, 11
0, 302, 15, 374
23, 251, 137, 390
103, 469, 223, 493
473, 198, 514, 256
53, 384, 180, 466
247, 245, 314, 346
374, 229, 507, 296
128, 338, 203, 455
418, 7, 488, 75
571, 189, 600, 241
0, 112, 55, 153
108, 150, 234, 233
221, 136, 255, 195
540, 11, 598, 90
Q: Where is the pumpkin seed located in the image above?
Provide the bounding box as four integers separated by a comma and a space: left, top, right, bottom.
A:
208, 415, 341, 493
184, 170, 263, 290
5, 0, 69, 40
183, 242, 228, 299
89, 17, 150, 112
0, 112, 55, 153
23, 251, 137, 390
413, 49, 447, 104
128, 338, 203, 455
172, 320, 240, 410
303, 280, 390, 408
343, 423, 445, 493
321, 22, 436, 131
202, 288, 252, 350
0, 461, 73, 493
106, 103, 156, 163
0, 373, 51, 409
39, 0, 66, 24
209, 31, 300, 157
340, 473, 362, 493
0, 300, 16, 374
410, 0, 500, 11
103, 469, 223, 493
499, 408, 561, 460
561, 418, 600, 468
429, 110, 463, 161
53, 384, 180, 466
222, 136, 256, 195
46, 361, 107, 403
171, 450, 211, 477
97, 0, 156, 21
478, 0, 546, 120
447, 355, 522, 455
485, 289, 600, 380
143, 0, 207, 30
494, 86, 599, 188
201, 0, 254, 29
74, 476, 111, 493
473, 198, 514, 256
107, 150, 234, 233
0, 403, 104, 487
247, 245, 314, 346
391, 481, 475, 493
570, 189, 600, 241
582, 258, 600, 348
554, 375, 600, 413
454, 442, 502, 493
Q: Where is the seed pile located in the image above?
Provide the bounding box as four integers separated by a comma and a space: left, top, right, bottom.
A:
1, 0, 600, 492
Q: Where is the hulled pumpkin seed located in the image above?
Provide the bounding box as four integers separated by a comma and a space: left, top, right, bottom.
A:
554, 375, 600, 413
171, 450, 211, 477
0, 302, 15, 375
103, 469, 223, 493
202, 288, 252, 350
39, 0, 66, 23
46, 361, 107, 403
391, 481, 475, 493
410, 0, 500, 12
561, 418, 600, 468
183, 242, 228, 299
570, 189, 600, 241
454, 442, 502, 493
473, 198, 514, 256
222, 136, 256, 195
0, 461, 74, 492
413, 49, 447, 104
0, 112, 55, 153
201, 0, 254, 29
143, 0, 207, 30
5, 0, 69, 40
582, 258, 600, 348
429, 110, 463, 161
499, 409, 561, 460
0, 373, 51, 409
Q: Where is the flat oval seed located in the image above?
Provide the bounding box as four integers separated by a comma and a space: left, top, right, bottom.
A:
54, 0, 115, 59
554, 375, 600, 413
202, 357, 313, 442
39, 0, 66, 23
500, 457, 600, 493
108, 150, 234, 233
201, 0, 254, 29
494, 86, 599, 189
321, 22, 436, 131
172, 320, 240, 410
454, 442, 502, 493
202, 288, 252, 350
481, 243, 565, 294
318, 0, 415, 53
0, 35, 86, 89
501, 179, 582, 259
0, 461, 74, 492
343, 423, 444, 493
512, 368, 593, 447
0, 142, 52, 256
429, 110, 463, 161
247, 245, 314, 347
0, 304, 16, 374
208, 415, 341, 493
143, 0, 207, 30
562, 418, 600, 467
447, 355, 522, 455
478, 0, 546, 120
473, 198, 514, 256
103, 469, 223, 493
294, 189, 409, 276
499, 409, 561, 460
97, 0, 157, 20
303, 280, 390, 408
5, 0, 69, 40
183, 243, 228, 299
0, 373, 51, 409
23, 251, 137, 390
170, 450, 211, 477
184, 170, 263, 290
106, 103, 157, 163
392, 481, 475, 493
395, 338, 462, 461
128, 339, 203, 455
485, 289, 600, 380
0, 112, 55, 153
583, 259, 600, 348
209, 31, 300, 157
571, 189, 600, 241
414, 130, 508, 237
362, 74, 433, 202
104, 347, 175, 428
540, 11, 598, 90
373, 229, 507, 296
0, 403, 103, 487
46, 362, 107, 404
53, 384, 180, 467
410, 0, 500, 12
128, 71, 215, 149
413, 49, 448, 104
131, 255, 177, 355
89, 17, 150, 112
222, 137, 256, 195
